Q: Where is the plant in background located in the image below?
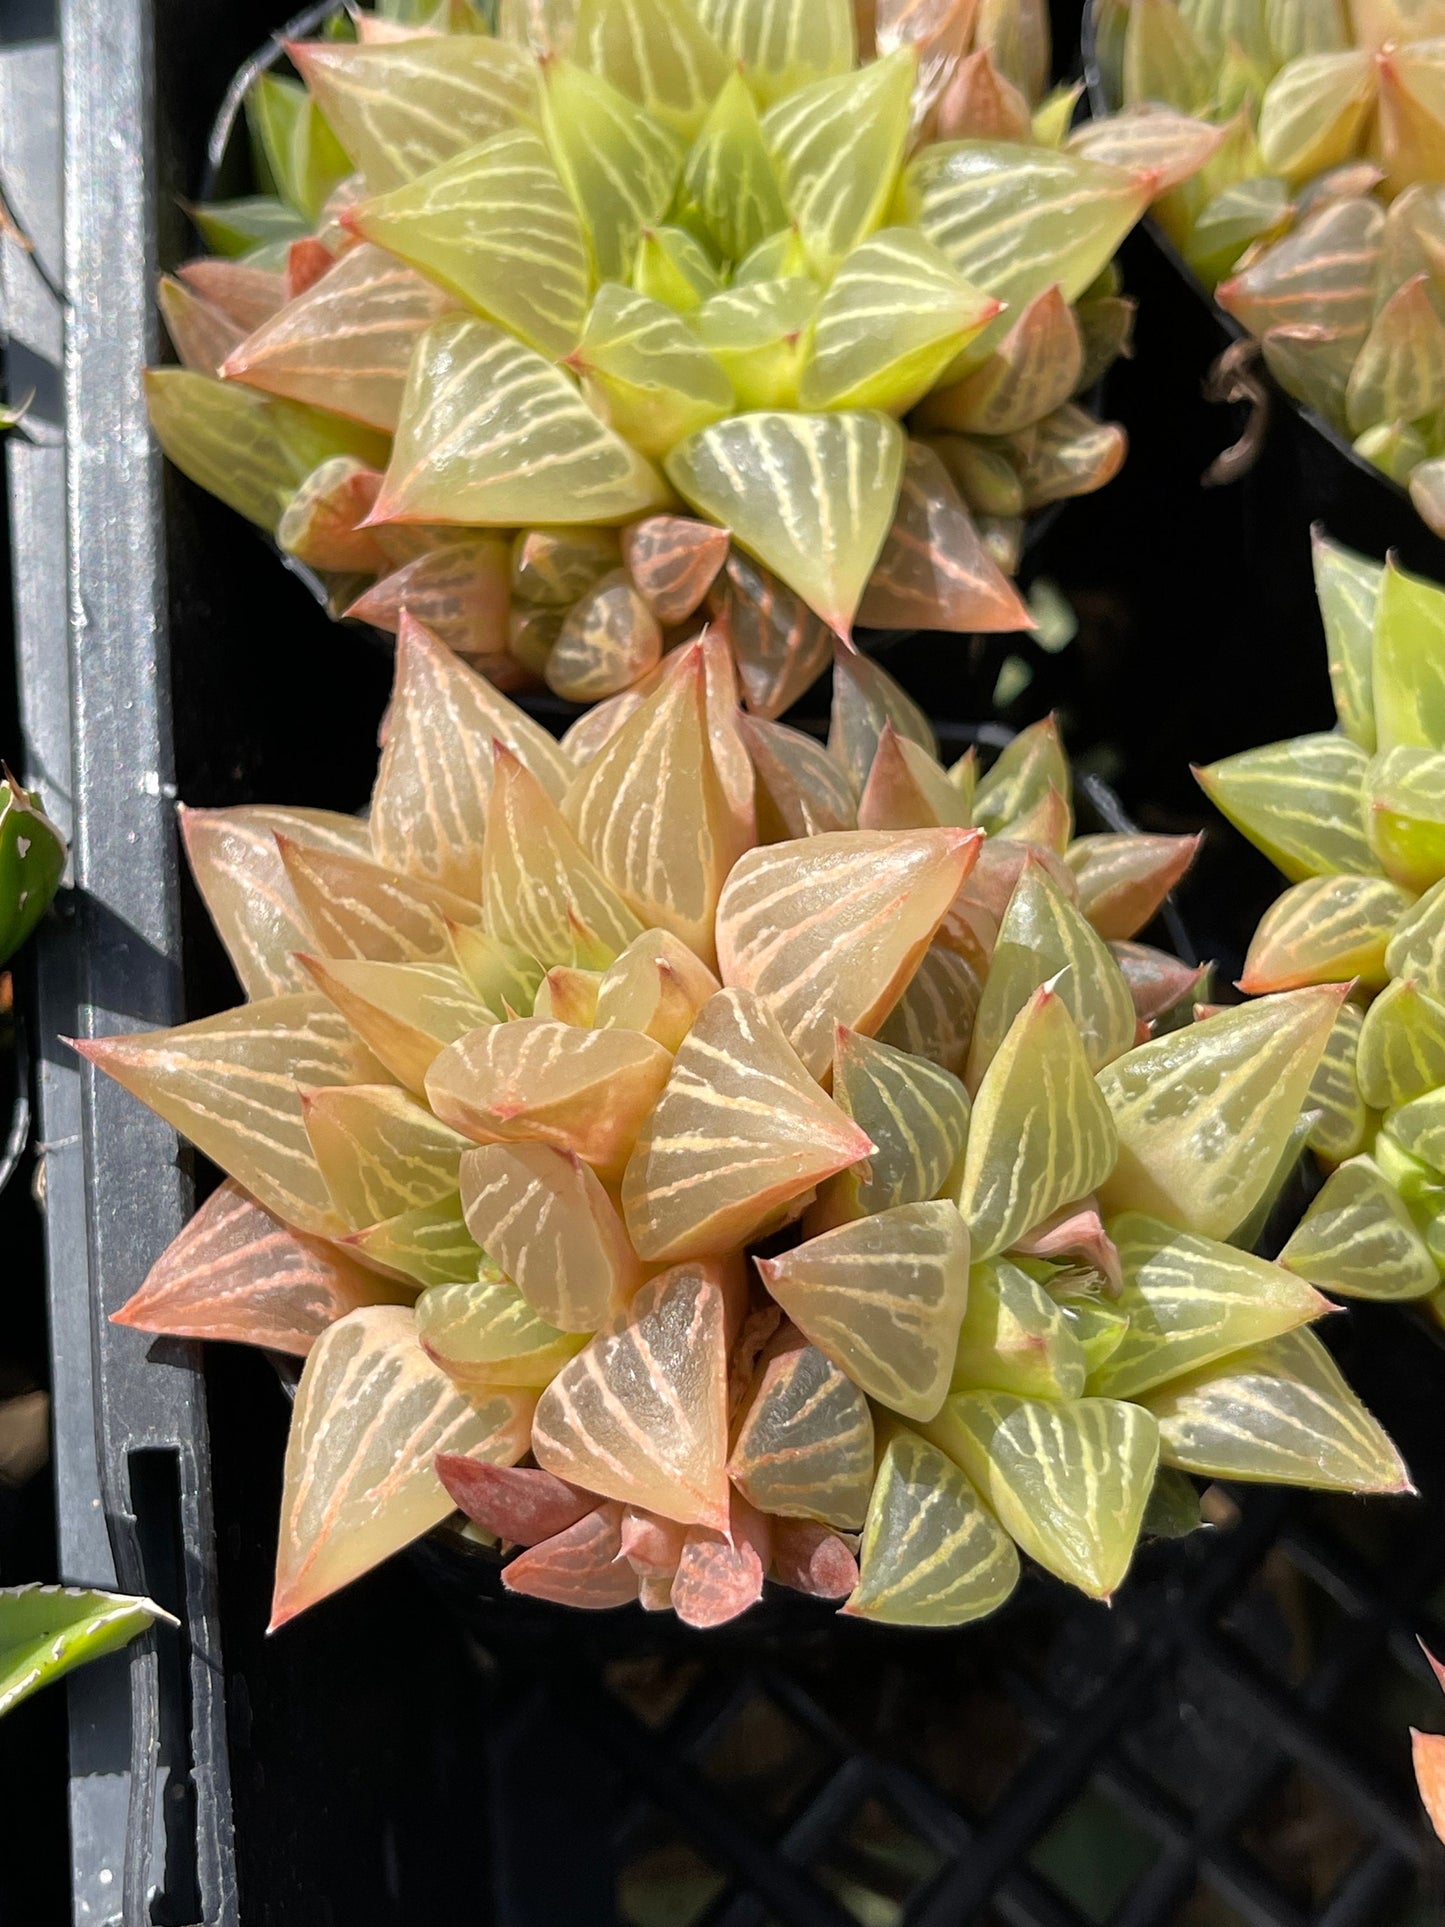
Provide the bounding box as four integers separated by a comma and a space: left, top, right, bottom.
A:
145, 0, 1198, 714
0, 1588, 172, 1720
85, 618, 1405, 1631
1094, 0, 1445, 536
1199, 535, 1445, 1328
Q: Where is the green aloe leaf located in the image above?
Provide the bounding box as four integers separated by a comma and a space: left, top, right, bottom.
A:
571, 285, 733, 457
1370, 559, 1445, 756
415, 1277, 584, 1386
1306, 999, 1369, 1162
1368, 746, 1445, 892
347, 1193, 484, 1289
829, 1025, 971, 1218
1357, 975, 1445, 1108
1280, 1155, 1439, 1302
1195, 734, 1377, 883
681, 69, 789, 260
1, 1587, 174, 1720
950, 1256, 1090, 1401
540, 59, 683, 282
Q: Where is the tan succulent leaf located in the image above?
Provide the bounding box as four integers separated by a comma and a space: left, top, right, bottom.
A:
637, 628, 760, 847
593, 927, 722, 1050
917, 285, 1083, 438
1347, 271, 1445, 437
415, 1276, 586, 1387
716, 828, 979, 1077
511, 527, 621, 608
1109, 941, 1209, 1026
927, 1390, 1159, 1598
346, 1192, 484, 1290
671, 1493, 771, 1628
875, 941, 982, 1076
159, 274, 246, 378
540, 59, 683, 282
503, 1502, 642, 1607
937, 47, 1034, 142
622, 515, 730, 625
857, 724, 973, 832
950, 1256, 1088, 1401
1098, 987, 1348, 1241
271, 1304, 534, 1626
845, 1425, 1019, 1626
349, 540, 518, 677
426, 1017, 672, 1178
1239, 875, 1415, 994
621, 987, 871, 1262
279, 836, 480, 965
829, 647, 940, 791
957, 985, 1118, 1261
433, 1456, 592, 1544
544, 569, 663, 703
1143, 1327, 1412, 1494
856, 441, 1031, 634
1065, 833, 1200, 943
1218, 196, 1381, 349
1279, 1155, 1438, 1302
741, 715, 856, 842
303, 1082, 468, 1233
828, 1023, 971, 1217
532, 1261, 734, 1526
111, 1179, 400, 1356
1368, 746, 1445, 893
1006, 402, 1128, 511
176, 256, 286, 332
532, 965, 602, 1026
771, 1519, 859, 1599
727, 1328, 875, 1528
277, 458, 390, 575
75, 995, 384, 1237
1066, 103, 1228, 194
717, 551, 836, 722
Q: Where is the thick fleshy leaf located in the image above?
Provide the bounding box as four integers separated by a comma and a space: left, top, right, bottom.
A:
512, 527, 620, 607
1097, 988, 1347, 1241
0, 1588, 173, 1720
877, 942, 982, 1076
434, 1457, 592, 1544
971, 713, 1070, 832
1387, 876, 1445, 998
303, 1083, 468, 1232
1066, 833, 1200, 943
113, 1179, 397, 1355
499, 0, 582, 55
277, 457, 390, 574
1067, 103, 1226, 193
347, 1193, 483, 1290
349, 540, 517, 675
937, 47, 1034, 141
503, 1503, 640, 1608
159, 273, 246, 377
1143, 1327, 1410, 1494
670, 1493, 771, 1628
1195, 733, 1376, 883
572, 285, 734, 459
845, 1426, 1019, 1627
1306, 998, 1369, 1163
289, 36, 537, 194
545, 571, 662, 702
1110, 941, 1208, 1026
727, 1330, 874, 1528
771, 1519, 859, 1599
1348, 272, 1445, 437
696, 0, 856, 105
532, 1262, 733, 1526
279, 839, 479, 965
1239, 875, 1415, 994
622, 516, 729, 625
919, 285, 1082, 437
445, 925, 546, 1016
667, 411, 905, 638
759, 1201, 969, 1420
459, 1140, 641, 1332
373, 317, 669, 527
1280, 1155, 1438, 1302
1374, 559, 1445, 757
176, 256, 286, 331
716, 828, 979, 1077
949, 1256, 1088, 1401
1256, 48, 1375, 184
742, 716, 857, 840
856, 442, 1030, 634
416, 1275, 585, 1386
719, 552, 835, 721
575, 0, 730, 137
828, 1025, 971, 1218
1357, 976, 1445, 1109
426, 1018, 671, 1177
857, 725, 973, 833
691, 278, 818, 412
1217, 197, 1381, 352
593, 927, 721, 1050
352, 132, 590, 362
927, 1390, 1159, 1598
1314, 530, 1381, 752
1088, 1214, 1329, 1403
1382, 1083, 1445, 1176
957, 985, 1118, 1261
1368, 746, 1445, 893
621, 987, 871, 1261
76, 996, 382, 1237
681, 69, 789, 258
1006, 402, 1127, 511
272, 1304, 533, 1625
540, 60, 682, 282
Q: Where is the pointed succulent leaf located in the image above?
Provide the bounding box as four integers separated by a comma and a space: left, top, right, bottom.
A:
1143, 1327, 1410, 1494
532, 1262, 733, 1527
300, 957, 497, 1097
1387, 876, 1445, 999
1066, 104, 1228, 194
667, 411, 906, 639
1196, 734, 1376, 883
716, 828, 979, 1077
1110, 940, 1209, 1025
877, 942, 983, 1078
1006, 402, 1127, 511
972, 715, 1070, 833
545, 570, 663, 702
279, 838, 479, 965
727, 1332, 875, 1528
1357, 976, 1445, 1108
958, 986, 1118, 1260
303, 1083, 468, 1231
593, 927, 721, 1051
671, 1492, 771, 1628
621, 987, 871, 1262
690, 278, 818, 412
0, 1587, 174, 1720
858, 725, 975, 832
1385, 1083, 1445, 1177
532, 965, 602, 1026
772, 1520, 858, 1599
1121, 0, 1211, 110
575, 0, 730, 137
949, 1256, 1089, 1401
1347, 273, 1445, 436
288, 36, 539, 194
846, 1426, 1019, 1626
681, 69, 790, 259
1098, 988, 1347, 1240
277, 457, 389, 574
622, 516, 729, 625
831, 1024, 971, 1216
175, 257, 285, 331
1255, 49, 1376, 183
1056, 1291, 1131, 1377
159, 274, 247, 377
375, 317, 669, 527
415, 1276, 585, 1386
831, 650, 940, 793
856, 441, 1031, 635
347, 1193, 483, 1291
741, 715, 857, 839
272, 1304, 533, 1626
1280, 1155, 1438, 1302
1240, 875, 1415, 994
1066, 833, 1200, 943
1088, 1214, 1330, 1402
1313, 529, 1381, 752
938, 47, 1035, 142
633, 224, 724, 310
512, 526, 621, 607
694, 0, 856, 106
572, 285, 734, 459
1376, 39, 1445, 193
113, 1179, 398, 1355
540, 59, 682, 283
919, 285, 1083, 438
446, 923, 545, 1015
1369, 746, 1445, 892
503, 1503, 640, 1608
349, 539, 516, 674
927, 1390, 1159, 1598
1218, 196, 1382, 349
435, 1457, 592, 1545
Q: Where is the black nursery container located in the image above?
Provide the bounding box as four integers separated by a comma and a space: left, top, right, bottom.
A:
11, 1, 1445, 1922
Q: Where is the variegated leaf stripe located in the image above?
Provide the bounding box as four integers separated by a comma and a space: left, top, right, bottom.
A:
415, 1277, 583, 1383
621, 987, 870, 1262
356, 132, 592, 363
958, 989, 1117, 1262
449, 924, 547, 1015
482, 748, 645, 968
80, 994, 382, 1237
349, 538, 515, 671
971, 715, 1069, 832
919, 285, 1082, 438
741, 715, 855, 838
281, 838, 478, 964
715, 828, 974, 1078
514, 526, 620, 607
499, 0, 581, 56
303, 1083, 468, 1232
579, 285, 734, 413
1088, 1213, 1327, 1403
293, 38, 539, 195
1009, 403, 1126, 512
460, 1140, 639, 1333
1196, 732, 1376, 883
1220, 197, 1382, 343
1370, 747, 1445, 888
1281, 1155, 1439, 1302
727, 1341, 875, 1529
834, 1027, 971, 1215
952, 1258, 1088, 1402
722, 555, 836, 725
1387, 877, 1445, 997
694, 0, 856, 101
1348, 272, 1445, 437
761, 1201, 970, 1421
1242, 874, 1416, 991
226, 245, 453, 434
547, 572, 663, 704
0, 1587, 172, 1720
858, 440, 1031, 636
540, 61, 683, 283
143, 371, 323, 532
1313, 532, 1380, 752
532, 1266, 731, 1527
273, 1305, 534, 1625
1144, 1327, 1410, 1494
1358, 976, 1445, 1109
682, 72, 790, 261
577, 0, 731, 135
622, 516, 729, 627
876, 942, 981, 1078
847, 1428, 1019, 1628
347, 1192, 484, 1290
760, 51, 915, 275
504, 1503, 642, 1609
1305, 999, 1369, 1162
379, 317, 668, 527
1256, 48, 1373, 180
1066, 105, 1226, 192
928, 1390, 1160, 1598
901, 141, 1150, 311
1385, 1083, 1445, 1176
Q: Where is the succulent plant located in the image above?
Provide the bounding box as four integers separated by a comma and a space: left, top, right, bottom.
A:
1094, 0, 1445, 534
0, 1587, 172, 1719
0, 775, 64, 970
145, 0, 1189, 714
85, 617, 1404, 1631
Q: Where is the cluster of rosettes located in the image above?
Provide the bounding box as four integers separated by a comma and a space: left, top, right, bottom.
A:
90, 619, 1405, 1631
1201, 534, 1445, 1333
144, 0, 1195, 713
1097, 0, 1445, 533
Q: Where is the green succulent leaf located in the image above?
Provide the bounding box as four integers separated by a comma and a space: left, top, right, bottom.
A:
573, 285, 734, 457
690, 278, 819, 410
950, 1256, 1090, 1402
540, 59, 683, 283
0, 1586, 174, 1720
1241, 875, 1415, 994
1258, 50, 1375, 184
0, 776, 64, 968
1373, 557, 1445, 756
187, 195, 309, 260
696, 0, 857, 109
829, 1025, 971, 1218
575, 0, 730, 138
1280, 1155, 1439, 1302
1195, 733, 1377, 883
972, 716, 1071, 832
681, 68, 790, 260
1367, 745, 1445, 892
728, 1336, 875, 1529
1313, 530, 1382, 753
1356, 974, 1445, 1108
304, 1084, 468, 1233
347, 1192, 484, 1290
632, 225, 725, 310
247, 72, 353, 223
1347, 273, 1445, 439
1306, 998, 1369, 1163
415, 1277, 584, 1386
